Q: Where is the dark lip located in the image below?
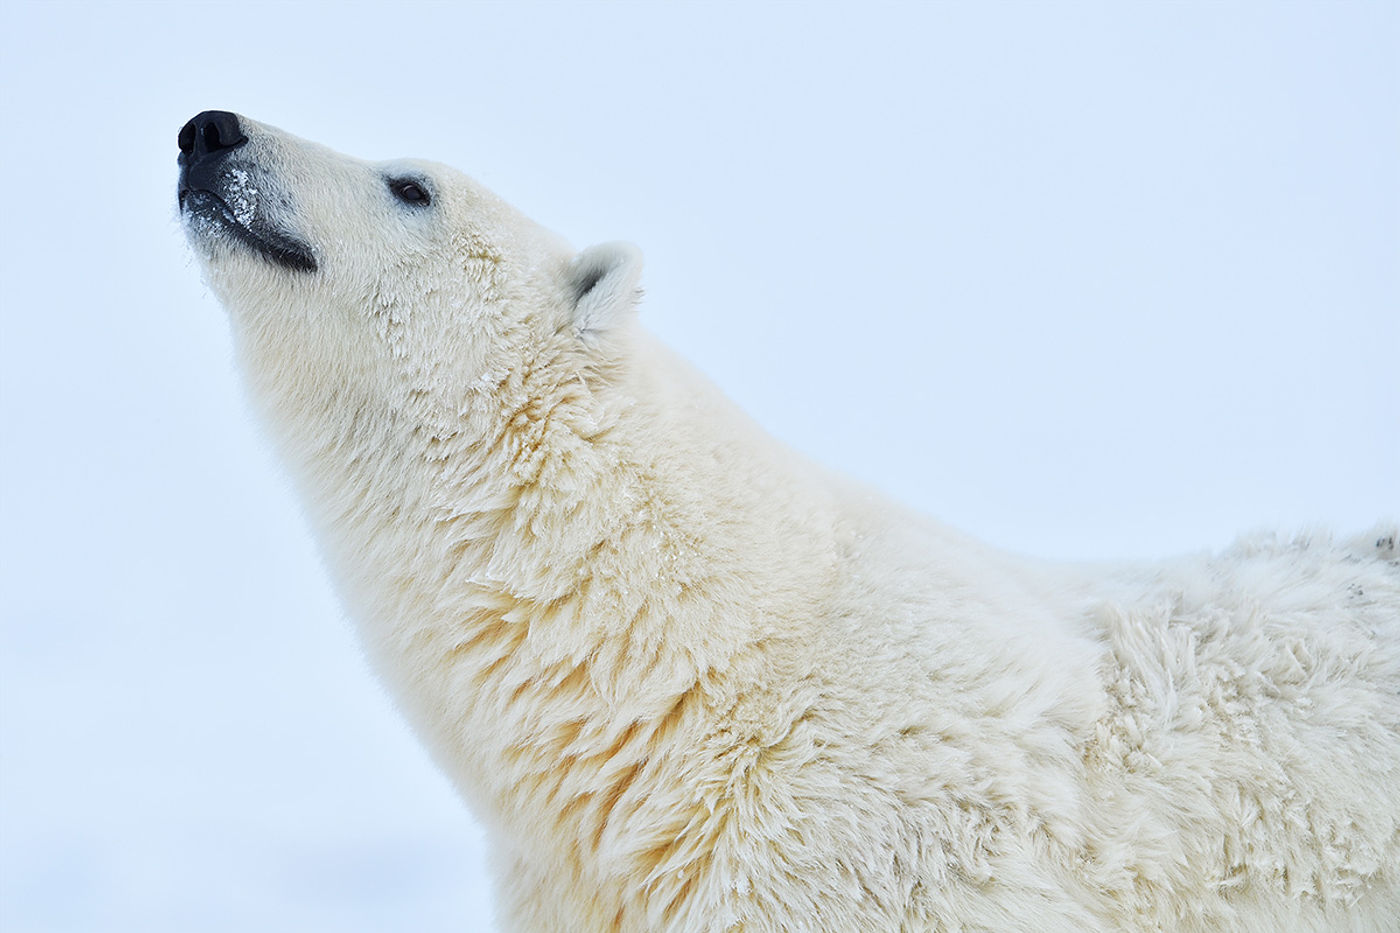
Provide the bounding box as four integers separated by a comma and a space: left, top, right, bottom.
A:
180, 187, 317, 274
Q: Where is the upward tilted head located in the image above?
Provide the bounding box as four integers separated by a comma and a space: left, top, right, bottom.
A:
178, 109, 645, 441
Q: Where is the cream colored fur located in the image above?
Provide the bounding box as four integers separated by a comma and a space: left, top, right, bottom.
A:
182, 115, 1400, 932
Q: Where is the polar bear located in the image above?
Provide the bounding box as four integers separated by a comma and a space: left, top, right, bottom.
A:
178, 110, 1400, 932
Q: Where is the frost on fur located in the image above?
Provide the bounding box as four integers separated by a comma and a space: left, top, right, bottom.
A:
180, 111, 1400, 933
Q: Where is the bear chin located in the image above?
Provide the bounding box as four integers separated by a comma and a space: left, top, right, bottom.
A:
181, 188, 318, 273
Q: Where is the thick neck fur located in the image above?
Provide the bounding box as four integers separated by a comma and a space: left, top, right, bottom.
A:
236, 308, 839, 896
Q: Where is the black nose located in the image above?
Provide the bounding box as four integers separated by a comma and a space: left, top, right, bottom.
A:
178, 110, 248, 164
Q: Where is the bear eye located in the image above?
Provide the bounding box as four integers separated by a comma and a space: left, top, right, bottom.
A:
389, 177, 431, 207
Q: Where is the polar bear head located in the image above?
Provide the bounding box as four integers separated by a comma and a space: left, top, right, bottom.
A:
178, 110, 643, 438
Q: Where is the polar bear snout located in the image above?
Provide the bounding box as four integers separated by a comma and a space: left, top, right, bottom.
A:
177, 110, 317, 274
177, 111, 248, 204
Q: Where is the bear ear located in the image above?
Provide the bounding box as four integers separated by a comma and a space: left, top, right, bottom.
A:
567, 242, 643, 337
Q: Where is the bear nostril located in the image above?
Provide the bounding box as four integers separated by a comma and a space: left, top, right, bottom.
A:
178, 111, 248, 162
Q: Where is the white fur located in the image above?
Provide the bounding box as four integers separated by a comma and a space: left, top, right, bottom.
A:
183, 116, 1400, 932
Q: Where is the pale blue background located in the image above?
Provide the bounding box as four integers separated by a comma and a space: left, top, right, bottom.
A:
2, 2, 1396, 930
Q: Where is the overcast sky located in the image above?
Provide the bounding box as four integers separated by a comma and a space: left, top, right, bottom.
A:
2, 2, 1396, 930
